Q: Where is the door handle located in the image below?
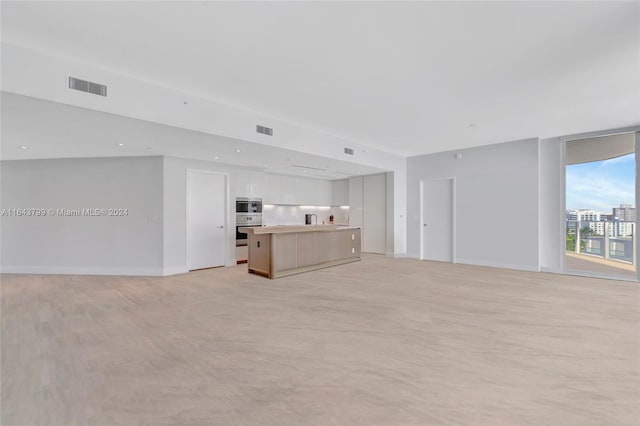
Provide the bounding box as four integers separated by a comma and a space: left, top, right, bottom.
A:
423, 224, 429, 227
217, 225, 224, 229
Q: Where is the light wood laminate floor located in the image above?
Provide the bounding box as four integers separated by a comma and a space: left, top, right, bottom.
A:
2, 255, 639, 425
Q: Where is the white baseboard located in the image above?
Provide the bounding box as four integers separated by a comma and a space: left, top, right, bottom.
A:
375, 252, 539, 273
455, 258, 540, 272
162, 267, 189, 276
390, 252, 416, 259
0, 265, 165, 276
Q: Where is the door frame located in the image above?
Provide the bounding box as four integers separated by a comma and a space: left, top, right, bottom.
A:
186, 169, 230, 269
419, 177, 457, 263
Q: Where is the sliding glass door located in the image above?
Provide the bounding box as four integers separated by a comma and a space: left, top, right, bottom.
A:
565, 133, 636, 279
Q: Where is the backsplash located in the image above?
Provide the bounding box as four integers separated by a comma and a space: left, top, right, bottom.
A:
262, 205, 349, 226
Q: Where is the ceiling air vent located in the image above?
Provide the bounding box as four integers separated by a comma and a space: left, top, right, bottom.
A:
344, 147, 354, 155
256, 125, 273, 136
68, 77, 107, 96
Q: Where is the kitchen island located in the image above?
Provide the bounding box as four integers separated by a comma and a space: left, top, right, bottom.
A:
238, 225, 361, 279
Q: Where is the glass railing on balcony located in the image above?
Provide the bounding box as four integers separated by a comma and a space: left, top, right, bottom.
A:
566, 220, 634, 264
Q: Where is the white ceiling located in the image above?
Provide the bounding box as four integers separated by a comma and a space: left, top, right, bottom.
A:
0, 92, 383, 179
1, 1, 639, 157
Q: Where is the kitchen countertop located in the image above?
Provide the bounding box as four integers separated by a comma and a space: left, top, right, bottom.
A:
241, 225, 361, 279
239, 225, 360, 235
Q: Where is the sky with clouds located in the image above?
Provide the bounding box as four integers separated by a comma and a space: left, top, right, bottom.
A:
566, 153, 635, 212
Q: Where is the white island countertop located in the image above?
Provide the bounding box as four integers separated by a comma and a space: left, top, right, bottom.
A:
239, 225, 359, 235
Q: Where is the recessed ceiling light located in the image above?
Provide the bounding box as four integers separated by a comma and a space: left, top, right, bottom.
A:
20, 146, 28, 150
303, 169, 307, 173
214, 156, 219, 160
264, 164, 269, 168
117, 143, 125, 147
235, 149, 241, 153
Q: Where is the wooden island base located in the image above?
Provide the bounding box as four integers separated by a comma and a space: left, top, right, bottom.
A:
238, 225, 361, 279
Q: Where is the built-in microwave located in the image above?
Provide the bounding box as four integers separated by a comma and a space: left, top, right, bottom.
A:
236, 197, 262, 213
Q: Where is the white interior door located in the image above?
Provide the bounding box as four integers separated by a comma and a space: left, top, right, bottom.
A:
421, 178, 454, 262
187, 170, 226, 270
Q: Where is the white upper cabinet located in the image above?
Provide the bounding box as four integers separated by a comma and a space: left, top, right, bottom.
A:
266, 173, 295, 205
263, 174, 273, 203
316, 179, 333, 206
248, 171, 264, 199
298, 177, 331, 206
264, 173, 332, 205
235, 171, 265, 199
332, 179, 349, 206
282, 175, 298, 205
234, 172, 251, 198
265, 173, 281, 204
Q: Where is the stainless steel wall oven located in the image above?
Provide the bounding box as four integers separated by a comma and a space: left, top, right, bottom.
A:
235, 214, 262, 246
236, 198, 262, 246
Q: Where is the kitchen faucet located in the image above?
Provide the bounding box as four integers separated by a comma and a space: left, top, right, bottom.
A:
304, 213, 318, 225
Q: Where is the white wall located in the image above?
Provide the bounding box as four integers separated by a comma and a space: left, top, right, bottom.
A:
0, 157, 164, 275
539, 137, 564, 272
407, 138, 540, 271
386, 172, 395, 255
393, 165, 407, 257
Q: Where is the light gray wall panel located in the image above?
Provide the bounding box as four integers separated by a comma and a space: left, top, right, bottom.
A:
407, 138, 540, 271
1, 156, 164, 275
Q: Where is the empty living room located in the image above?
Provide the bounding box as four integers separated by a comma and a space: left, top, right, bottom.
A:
1, 1, 639, 425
